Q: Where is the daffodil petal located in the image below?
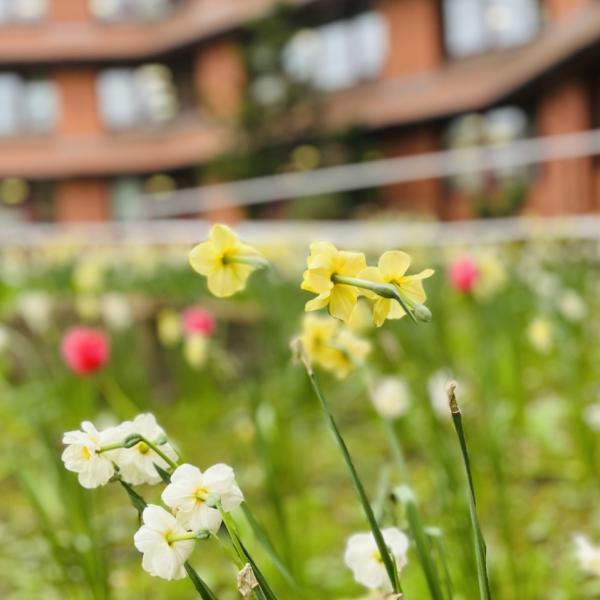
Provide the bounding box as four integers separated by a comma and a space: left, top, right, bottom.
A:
237, 242, 262, 257
397, 277, 427, 305
379, 251, 411, 279
373, 298, 392, 327
305, 293, 331, 312
329, 285, 357, 322
207, 264, 252, 298
210, 224, 238, 253
189, 242, 219, 276
302, 268, 334, 294
338, 251, 367, 276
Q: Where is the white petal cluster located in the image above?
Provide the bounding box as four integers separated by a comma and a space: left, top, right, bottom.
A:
114, 414, 178, 486
344, 528, 409, 592
162, 463, 244, 532
371, 376, 410, 420
134, 505, 194, 580
61, 421, 120, 489
574, 534, 600, 577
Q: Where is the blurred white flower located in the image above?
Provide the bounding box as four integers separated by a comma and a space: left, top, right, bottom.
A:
344, 527, 409, 591
574, 534, 600, 577
557, 289, 587, 323
527, 318, 553, 353
428, 370, 454, 419
62, 421, 121, 488
18, 291, 53, 333
100, 293, 133, 330
162, 463, 243, 532
134, 505, 194, 580
583, 404, 600, 431
115, 414, 178, 486
371, 376, 410, 420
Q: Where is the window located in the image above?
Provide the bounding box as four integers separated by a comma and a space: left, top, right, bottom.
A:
0, 0, 47, 24
97, 64, 179, 130
443, 0, 540, 58
0, 74, 58, 136
89, 0, 177, 23
445, 106, 531, 216
282, 11, 388, 92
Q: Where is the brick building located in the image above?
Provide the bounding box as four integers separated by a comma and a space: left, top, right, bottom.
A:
0, 0, 598, 222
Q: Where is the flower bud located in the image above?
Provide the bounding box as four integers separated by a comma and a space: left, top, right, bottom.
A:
413, 304, 432, 322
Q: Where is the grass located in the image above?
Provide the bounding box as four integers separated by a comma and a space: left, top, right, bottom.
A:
0, 236, 599, 599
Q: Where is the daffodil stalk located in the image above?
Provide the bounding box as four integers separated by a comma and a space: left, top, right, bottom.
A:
394, 487, 445, 600
217, 502, 278, 600
293, 339, 403, 595
447, 382, 491, 600
332, 274, 427, 323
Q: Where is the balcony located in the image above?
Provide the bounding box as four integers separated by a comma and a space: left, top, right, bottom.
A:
0, 116, 230, 178
0, 0, 315, 65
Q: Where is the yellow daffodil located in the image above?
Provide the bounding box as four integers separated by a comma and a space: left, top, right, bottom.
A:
189, 224, 267, 298
301, 242, 367, 322
300, 314, 371, 379
157, 308, 182, 347
359, 251, 434, 327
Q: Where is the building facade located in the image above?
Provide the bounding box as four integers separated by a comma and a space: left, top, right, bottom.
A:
0, 0, 598, 222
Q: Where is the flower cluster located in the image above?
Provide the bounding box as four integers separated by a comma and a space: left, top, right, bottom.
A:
62, 413, 243, 581
299, 313, 371, 379
301, 242, 434, 326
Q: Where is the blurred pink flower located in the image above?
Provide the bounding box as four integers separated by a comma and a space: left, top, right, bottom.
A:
449, 256, 479, 293
182, 307, 215, 337
61, 327, 110, 375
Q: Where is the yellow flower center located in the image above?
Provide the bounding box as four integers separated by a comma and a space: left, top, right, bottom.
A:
136, 442, 150, 455
372, 550, 384, 564
163, 529, 173, 545
194, 486, 210, 504
82, 446, 92, 461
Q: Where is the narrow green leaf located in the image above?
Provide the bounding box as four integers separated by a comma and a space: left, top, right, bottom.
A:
184, 562, 218, 600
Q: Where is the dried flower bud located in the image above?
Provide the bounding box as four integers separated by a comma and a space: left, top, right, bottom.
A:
237, 563, 259, 598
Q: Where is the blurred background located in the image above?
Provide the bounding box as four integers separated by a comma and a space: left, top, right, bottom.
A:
0, 0, 597, 224
2, 1, 600, 599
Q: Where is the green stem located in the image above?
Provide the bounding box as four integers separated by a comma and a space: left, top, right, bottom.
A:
133, 434, 179, 470
395, 487, 445, 600
296, 346, 402, 595
448, 386, 491, 600
332, 274, 417, 323
224, 255, 270, 270
98, 442, 124, 453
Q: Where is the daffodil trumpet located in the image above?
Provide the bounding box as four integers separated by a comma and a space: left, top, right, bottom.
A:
331, 274, 421, 323
167, 530, 211, 543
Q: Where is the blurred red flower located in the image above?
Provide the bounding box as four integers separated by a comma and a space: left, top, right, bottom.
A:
449, 256, 479, 293
182, 307, 215, 337
61, 327, 110, 375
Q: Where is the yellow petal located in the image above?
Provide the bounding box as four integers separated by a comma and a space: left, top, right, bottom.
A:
189, 242, 219, 275
210, 224, 239, 253
337, 251, 367, 276
207, 264, 252, 298
301, 268, 333, 294
397, 277, 427, 305
378, 251, 411, 279
328, 284, 357, 322
237, 242, 262, 257
387, 300, 407, 320
372, 298, 392, 327
305, 293, 331, 312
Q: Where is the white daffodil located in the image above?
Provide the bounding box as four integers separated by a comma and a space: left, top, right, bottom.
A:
62, 421, 121, 488
344, 528, 409, 592
114, 414, 178, 486
574, 534, 600, 577
133, 505, 195, 580
371, 376, 410, 420
162, 463, 244, 532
